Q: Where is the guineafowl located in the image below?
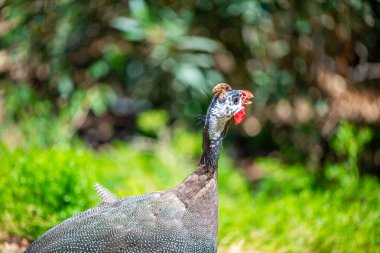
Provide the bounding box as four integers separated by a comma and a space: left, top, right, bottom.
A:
25, 83, 254, 253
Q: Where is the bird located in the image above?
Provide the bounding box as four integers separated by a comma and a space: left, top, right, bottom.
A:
25, 83, 254, 253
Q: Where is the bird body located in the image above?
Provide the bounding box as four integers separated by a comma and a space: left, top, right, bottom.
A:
27, 168, 217, 253
26, 83, 253, 253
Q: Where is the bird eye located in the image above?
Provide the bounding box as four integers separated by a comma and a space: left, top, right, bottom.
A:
233, 97, 240, 105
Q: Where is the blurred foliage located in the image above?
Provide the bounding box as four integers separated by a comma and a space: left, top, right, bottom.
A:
0, 143, 97, 237
331, 122, 373, 177
1, 0, 380, 174
137, 109, 169, 136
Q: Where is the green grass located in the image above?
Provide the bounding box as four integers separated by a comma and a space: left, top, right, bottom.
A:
219, 159, 380, 252
0, 130, 379, 252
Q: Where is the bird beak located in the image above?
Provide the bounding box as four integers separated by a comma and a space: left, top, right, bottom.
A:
233, 90, 254, 125
241, 90, 254, 106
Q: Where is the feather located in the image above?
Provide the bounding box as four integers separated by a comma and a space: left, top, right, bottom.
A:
196, 114, 206, 128
94, 183, 118, 205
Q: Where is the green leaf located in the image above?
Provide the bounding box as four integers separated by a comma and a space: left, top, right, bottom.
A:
175, 64, 206, 91
137, 109, 169, 136
88, 60, 110, 80
58, 75, 74, 97
111, 17, 146, 41
177, 36, 220, 53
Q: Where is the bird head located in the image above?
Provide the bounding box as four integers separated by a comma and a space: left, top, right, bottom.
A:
210, 83, 254, 125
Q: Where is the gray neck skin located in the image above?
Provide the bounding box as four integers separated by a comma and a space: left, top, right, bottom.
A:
199, 99, 229, 171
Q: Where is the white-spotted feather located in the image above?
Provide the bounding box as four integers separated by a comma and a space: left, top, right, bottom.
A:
94, 183, 118, 205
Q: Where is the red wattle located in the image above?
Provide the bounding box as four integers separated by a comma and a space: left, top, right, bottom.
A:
234, 107, 246, 125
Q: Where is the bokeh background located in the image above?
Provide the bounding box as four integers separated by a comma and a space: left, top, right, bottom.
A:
1, 0, 380, 252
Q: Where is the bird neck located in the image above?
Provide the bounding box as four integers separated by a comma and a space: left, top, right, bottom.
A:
199, 108, 229, 172
174, 104, 227, 208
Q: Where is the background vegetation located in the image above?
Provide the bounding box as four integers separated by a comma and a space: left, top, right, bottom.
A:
1, 0, 380, 252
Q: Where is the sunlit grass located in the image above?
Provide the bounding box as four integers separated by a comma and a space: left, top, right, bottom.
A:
0, 132, 379, 252
219, 159, 380, 252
